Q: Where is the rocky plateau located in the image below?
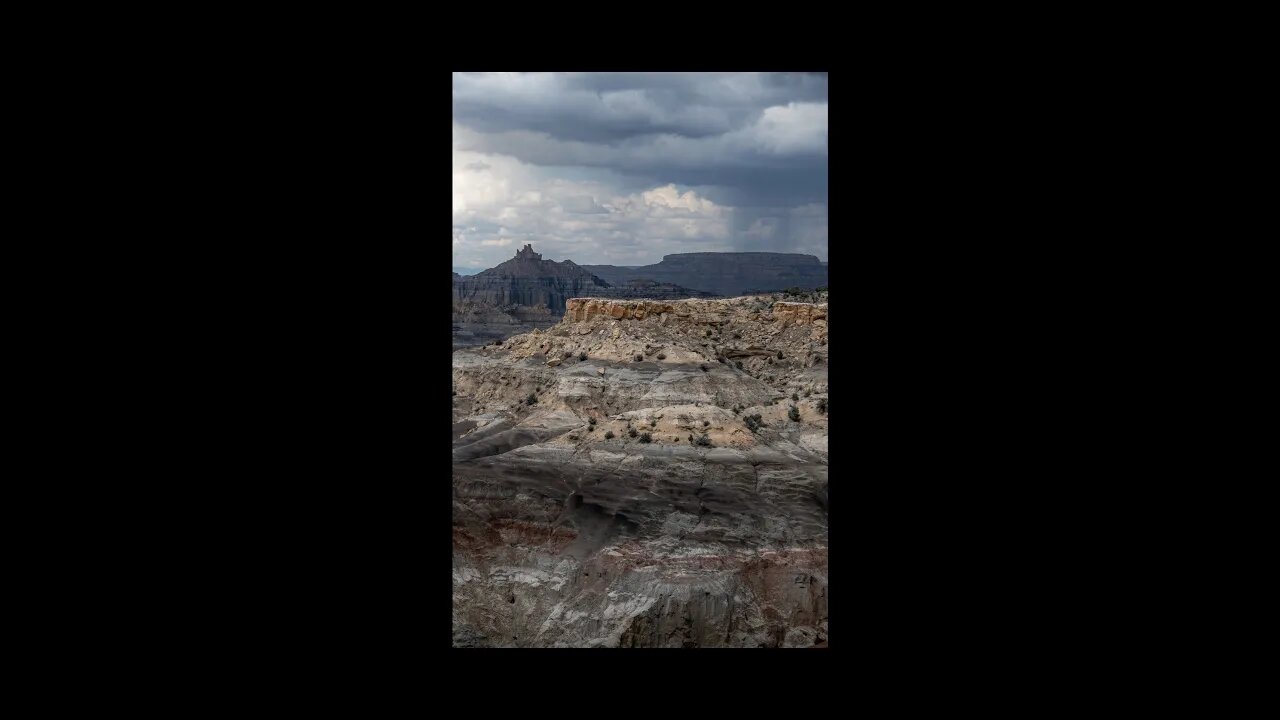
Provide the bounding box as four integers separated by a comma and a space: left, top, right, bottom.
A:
453, 293, 829, 647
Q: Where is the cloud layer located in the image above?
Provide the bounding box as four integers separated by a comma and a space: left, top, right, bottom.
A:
452, 72, 827, 269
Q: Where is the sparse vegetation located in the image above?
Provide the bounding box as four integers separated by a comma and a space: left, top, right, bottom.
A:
705, 330, 713, 337
635, 354, 643, 362
777, 350, 784, 359
700, 364, 709, 372
628, 428, 638, 438
732, 406, 741, 415
605, 430, 615, 439
650, 419, 657, 427
639, 432, 652, 444
733, 333, 741, 339
588, 417, 596, 426
657, 353, 666, 360
578, 352, 587, 361
735, 360, 743, 370
703, 420, 710, 427
695, 434, 713, 447
587, 426, 594, 432
744, 413, 765, 433
805, 390, 812, 397
526, 393, 537, 405
792, 393, 799, 401
817, 398, 827, 414
788, 405, 801, 422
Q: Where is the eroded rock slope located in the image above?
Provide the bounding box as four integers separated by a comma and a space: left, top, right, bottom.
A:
452, 295, 829, 647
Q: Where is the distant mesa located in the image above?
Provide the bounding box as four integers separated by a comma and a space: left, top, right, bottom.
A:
582, 252, 827, 297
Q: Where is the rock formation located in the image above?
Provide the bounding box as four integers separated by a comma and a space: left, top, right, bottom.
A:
454, 244, 613, 316
452, 246, 719, 351
452, 293, 829, 647
583, 252, 828, 297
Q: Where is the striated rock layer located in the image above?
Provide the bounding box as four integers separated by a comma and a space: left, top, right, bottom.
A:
453, 294, 829, 647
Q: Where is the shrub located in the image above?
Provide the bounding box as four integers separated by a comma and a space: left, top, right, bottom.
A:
817, 398, 827, 414
735, 360, 743, 369
700, 364, 709, 372
733, 333, 741, 339
792, 393, 799, 401
777, 350, 784, 359
805, 390, 812, 397
702, 420, 710, 427
657, 353, 666, 360
705, 330, 713, 337
788, 405, 801, 422
695, 434, 713, 447
732, 407, 741, 415
639, 432, 652, 444
605, 430, 615, 439
718, 357, 726, 364
578, 352, 587, 361
635, 354, 643, 362
526, 393, 537, 405
650, 419, 657, 427
628, 428, 638, 438
587, 426, 594, 432
564, 350, 573, 358
588, 417, 596, 426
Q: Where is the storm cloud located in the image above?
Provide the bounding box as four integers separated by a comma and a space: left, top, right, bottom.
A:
453, 72, 827, 269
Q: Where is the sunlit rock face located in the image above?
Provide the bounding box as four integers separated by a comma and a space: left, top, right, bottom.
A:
453, 294, 829, 647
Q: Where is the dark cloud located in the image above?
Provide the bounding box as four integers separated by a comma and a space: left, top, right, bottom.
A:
453, 72, 827, 267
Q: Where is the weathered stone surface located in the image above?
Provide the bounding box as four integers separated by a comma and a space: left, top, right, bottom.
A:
453, 293, 829, 647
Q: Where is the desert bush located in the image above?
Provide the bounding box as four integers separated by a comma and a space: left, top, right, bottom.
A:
735, 360, 743, 369
657, 353, 666, 360
733, 333, 741, 339
639, 432, 652, 444
587, 426, 594, 432
526, 393, 537, 405
605, 430, 615, 439
817, 398, 827, 414
635, 354, 643, 362
588, 417, 596, 426
703, 420, 710, 427
788, 405, 801, 422
777, 350, 784, 359
792, 393, 799, 401
695, 434, 713, 447
628, 428, 638, 438
805, 390, 812, 397
700, 364, 709, 372
578, 352, 587, 361
705, 329, 712, 337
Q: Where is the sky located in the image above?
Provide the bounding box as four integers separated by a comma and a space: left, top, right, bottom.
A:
453, 72, 828, 270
